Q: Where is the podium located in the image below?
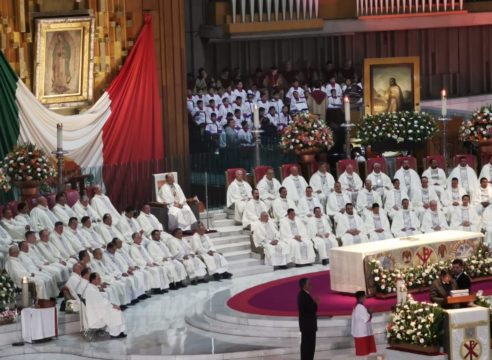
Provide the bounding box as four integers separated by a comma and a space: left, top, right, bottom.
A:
444, 306, 490, 360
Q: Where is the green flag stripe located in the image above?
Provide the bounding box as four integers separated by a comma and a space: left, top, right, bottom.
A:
0, 50, 20, 160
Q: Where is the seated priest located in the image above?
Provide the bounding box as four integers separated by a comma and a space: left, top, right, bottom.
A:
91, 185, 122, 225
1, 207, 30, 241
30, 196, 60, 232
117, 207, 150, 244
73, 195, 101, 223
366, 163, 392, 199
356, 179, 382, 220
335, 203, 368, 246
65, 217, 92, 251
137, 204, 164, 237
411, 176, 440, 221
15, 202, 36, 230
63, 262, 84, 310
158, 173, 197, 231
421, 200, 449, 233
257, 168, 281, 210
37, 229, 77, 269
430, 269, 457, 309
442, 177, 467, 221
297, 186, 323, 223
86, 272, 127, 338
447, 156, 479, 198
325, 181, 351, 223
49, 222, 80, 266
279, 209, 316, 265
79, 217, 107, 249
450, 194, 481, 232
338, 164, 363, 203
479, 155, 492, 183
383, 179, 409, 220
306, 207, 337, 265
97, 214, 127, 245
309, 162, 335, 208
281, 165, 309, 205
365, 204, 392, 241
393, 159, 420, 199
475, 177, 492, 215
52, 193, 77, 226
390, 199, 422, 237
272, 187, 297, 222
422, 158, 447, 197
452, 258, 471, 292
226, 169, 253, 224
242, 189, 269, 229
190, 222, 232, 280
251, 212, 290, 269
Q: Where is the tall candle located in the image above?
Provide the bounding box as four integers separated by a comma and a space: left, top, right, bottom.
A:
253, 104, 260, 129
22, 276, 29, 308
57, 123, 63, 150
344, 96, 351, 123
441, 89, 447, 117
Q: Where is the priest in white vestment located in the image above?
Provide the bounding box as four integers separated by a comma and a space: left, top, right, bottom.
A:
422, 158, 447, 197
306, 207, 338, 265
479, 155, 492, 183
325, 182, 351, 222
49, 222, 79, 265
52, 193, 77, 226
309, 162, 335, 207
167, 229, 207, 284
137, 204, 164, 237
91, 185, 122, 225
272, 187, 297, 222
117, 208, 151, 245
475, 177, 492, 214
281, 165, 309, 205
158, 173, 197, 231
251, 212, 289, 268
356, 179, 382, 220
80, 217, 106, 249
338, 164, 363, 203
73, 195, 101, 223
366, 163, 392, 200
481, 205, 492, 245
0, 225, 14, 266
257, 168, 281, 210
297, 186, 323, 223
447, 157, 479, 198
86, 272, 127, 338
97, 214, 127, 244
37, 229, 76, 269
242, 189, 269, 228
14, 202, 35, 231
335, 203, 368, 245
450, 195, 481, 232
442, 178, 467, 221
1, 207, 29, 241
226, 170, 253, 223
190, 223, 232, 280
421, 201, 449, 233
384, 179, 409, 220
63, 263, 83, 307
365, 204, 392, 241
393, 160, 420, 199
30, 196, 59, 232
65, 217, 91, 251
391, 199, 422, 237
279, 209, 316, 265
411, 176, 440, 221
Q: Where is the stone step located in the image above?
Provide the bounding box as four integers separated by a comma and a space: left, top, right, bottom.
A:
207, 225, 247, 238
224, 249, 253, 261
215, 240, 250, 253
228, 257, 264, 270
212, 234, 251, 246
232, 264, 273, 278
213, 218, 238, 228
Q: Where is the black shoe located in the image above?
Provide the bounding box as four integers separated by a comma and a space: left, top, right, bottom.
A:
120, 305, 128, 311
151, 288, 163, 295
138, 294, 151, 300
59, 300, 66, 312
190, 279, 198, 286
199, 278, 209, 284
281, 265, 288, 270
170, 283, 178, 290
177, 281, 187, 288
322, 259, 329, 266
213, 273, 222, 281
130, 299, 139, 305
162, 289, 169, 294
221, 272, 233, 279
110, 332, 127, 339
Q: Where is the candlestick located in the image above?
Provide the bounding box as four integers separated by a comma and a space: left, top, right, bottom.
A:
253, 104, 260, 129
22, 276, 29, 308
56, 123, 63, 150
344, 96, 351, 123
441, 89, 447, 117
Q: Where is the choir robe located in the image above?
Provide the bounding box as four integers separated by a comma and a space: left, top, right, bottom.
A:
272, 197, 297, 222
366, 171, 393, 199
88, 259, 130, 305
23, 245, 68, 283
306, 215, 338, 260
297, 196, 323, 223
450, 205, 481, 232
147, 240, 188, 283
351, 303, 376, 356
91, 194, 122, 225
479, 163, 492, 183
72, 200, 101, 222
421, 210, 449, 233
137, 212, 164, 237
482, 206, 492, 245
38, 238, 77, 268
442, 185, 467, 220
383, 188, 409, 220
365, 210, 392, 241
166, 236, 207, 279
475, 185, 492, 214
52, 204, 77, 226
251, 219, 289, 266
447, 165, 480, 198
422, 167, 447, 197
242, 199, 269, 228
0, 217, 28, 241
309, 171, 335, 207
391, 210, 422, 237
282, 175, 309, 205
96, 223, 126, 245
226, 179, 253, 223
335, 213, 369, 245
129, 243, 170, 290
338, 171, 363, 203
158, 183, 197, 231
356, 189, 382, 220
394, 168, 420, 199
5, 256, 58, 299
18, 252, 59, 297
80, 225, 106, 249
411, 186, 440, 221
257, 176, 281, 210
279, 217, 315, 265
325, 191, 351, 222
30, 205, 59, 231
190, 233, 229, 275
85, 283, 126, 337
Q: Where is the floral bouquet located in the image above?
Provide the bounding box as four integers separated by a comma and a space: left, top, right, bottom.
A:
459, 105, 492, 142
359, 111, 438, 146
386, 296, 444, 347
1, 143, 56, 184
0, 309, 17, 324
0, 168, 10, 192
0, 271, 19, 312
280, 111, 334, 154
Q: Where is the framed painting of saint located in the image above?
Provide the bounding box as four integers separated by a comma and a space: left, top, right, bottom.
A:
34, 16, 95, 108
363, 57, 420, 116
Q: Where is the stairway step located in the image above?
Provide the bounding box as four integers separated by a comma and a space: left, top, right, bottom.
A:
215, 240, 250, 253
207, 225, 246, 237
224, 249, 253, 261
228, 257, 264, 269
211, 234, 251, 246
213, 218, 238, 227
233, 264, 273, 277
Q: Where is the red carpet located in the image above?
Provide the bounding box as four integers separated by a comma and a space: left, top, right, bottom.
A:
227, 270, 492, 317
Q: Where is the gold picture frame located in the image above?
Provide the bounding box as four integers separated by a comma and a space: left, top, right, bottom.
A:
363, 56, 421, 116
34, 16, 95, 108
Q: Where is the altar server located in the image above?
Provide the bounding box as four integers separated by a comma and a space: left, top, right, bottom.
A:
167, 229, 207, 284
325, 182, 351, 222
279, 209, 316, 265
383, 179, 409, 220
338, 164, 363, 203
282, 165, 309, 205
297, 186, 323, 222
366, 163, 392, 199
411, 176, 440, 221
336, 203, 368, 245
73, 195, 101, 223
447, 157, 479, 197
242, 189, 269, 228
356, 179, 382, 220
309, 162, 335, 207
52, 193, 77, 226
306, 207, 338, 265
226, 169, 253, 224
251, 212, 290, 268
450, 195, 481, 232
365, 204, 392, 241
475, 177, 492, 214
257, 168, 281, 210
393, 160, 420, 199
391, 199, 422, 237
30, 196, 59, 231
421, 200, 449, 233
479, 155, 492, 183
422, 158, 447, 197
351, 291, 377, 358
91, 185, 122, 225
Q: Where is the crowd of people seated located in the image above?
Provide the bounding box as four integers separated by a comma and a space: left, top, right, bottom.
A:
187, 60, 363, 153
0, 180, 232, 339
227, 156, 492, 270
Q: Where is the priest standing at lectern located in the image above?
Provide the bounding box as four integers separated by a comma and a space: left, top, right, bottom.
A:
227, 170, 253, 224
159, 174, 197, 231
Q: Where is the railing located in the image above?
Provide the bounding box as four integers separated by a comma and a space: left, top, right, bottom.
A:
230, 0, 320, 24
356, 0, 464, 16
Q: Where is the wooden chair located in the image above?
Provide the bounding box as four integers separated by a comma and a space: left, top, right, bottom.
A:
423, 155, 446, 170
336, 159, 358, 177
225, 168, 247, 187
453, 154, 477, 172
279, 163, 299, 181
395, 156, 417, 171
365, 157, 387, 175
253, 166, 272, 186
65, 189, 80, 207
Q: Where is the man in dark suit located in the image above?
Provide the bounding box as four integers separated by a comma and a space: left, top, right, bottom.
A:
452, 258, 471, 291
430, 269, 458, 308
298, 277, 318, 360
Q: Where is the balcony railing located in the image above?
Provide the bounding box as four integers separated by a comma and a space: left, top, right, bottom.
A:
230, 0, 320, 24
357, 0, 464, 16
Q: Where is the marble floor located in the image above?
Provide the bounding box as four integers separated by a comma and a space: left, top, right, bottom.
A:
0, 264, 388, 360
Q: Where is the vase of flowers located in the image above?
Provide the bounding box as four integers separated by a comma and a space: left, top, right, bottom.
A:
0, 271, 19, 322
460, 106, 492, 161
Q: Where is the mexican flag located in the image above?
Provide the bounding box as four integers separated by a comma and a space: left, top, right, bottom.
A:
0, 15, 164, 206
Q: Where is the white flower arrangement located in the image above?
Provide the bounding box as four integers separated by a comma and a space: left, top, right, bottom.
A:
0, 271, 19, 312
0, 168, 10, 193
459, 105, 492, 142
